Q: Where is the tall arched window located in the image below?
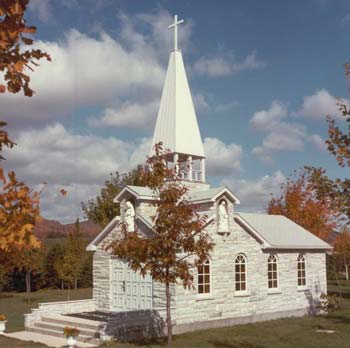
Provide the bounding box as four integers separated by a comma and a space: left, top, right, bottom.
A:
267, 254, 278, 289
235, 254, 247, 292
198, 260, 210, 294
297, 254, 306, 287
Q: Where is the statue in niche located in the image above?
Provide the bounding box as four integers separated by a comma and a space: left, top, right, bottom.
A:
124, 201, 135, 232
217, 200, 229, 232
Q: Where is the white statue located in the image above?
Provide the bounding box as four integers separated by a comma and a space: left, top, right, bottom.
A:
218, 200, 229, 232
124, 201, 135, 232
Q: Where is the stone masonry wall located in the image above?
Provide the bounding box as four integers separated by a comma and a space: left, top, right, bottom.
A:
172, 214, 327, 326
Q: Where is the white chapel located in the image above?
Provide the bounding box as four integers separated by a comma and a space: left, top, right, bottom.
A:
25, 15, 332, 341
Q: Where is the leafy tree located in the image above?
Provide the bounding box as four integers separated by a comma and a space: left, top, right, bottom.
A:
267, 169, 336, 241
0, 171, 41, 250
0, 0, 51, 95
19, 246, 44, 303
0, 0, 49, 252
334, 227, 350, 280
43, 242, 65, 288
64, 219, 86, 290
109, 144, 214, 348
305, 65, 350, 224
82, 165, 145, 227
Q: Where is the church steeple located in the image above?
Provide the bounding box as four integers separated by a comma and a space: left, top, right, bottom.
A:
151, 15, 206, 183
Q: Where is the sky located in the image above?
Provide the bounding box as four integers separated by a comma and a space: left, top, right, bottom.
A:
1, 0, 349, 223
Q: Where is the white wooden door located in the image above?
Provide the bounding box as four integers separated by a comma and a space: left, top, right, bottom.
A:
111, 259, 153, 311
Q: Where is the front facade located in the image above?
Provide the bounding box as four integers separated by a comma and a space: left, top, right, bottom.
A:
85, 14, 332, 334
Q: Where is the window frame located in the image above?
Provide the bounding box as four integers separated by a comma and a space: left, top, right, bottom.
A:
234, 254, 248, 294
297, 253, 307, 289
267, 254, 279, 291
197, 259, 211, 295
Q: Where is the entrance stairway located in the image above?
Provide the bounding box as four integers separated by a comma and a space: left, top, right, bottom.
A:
26, 314, 102, 346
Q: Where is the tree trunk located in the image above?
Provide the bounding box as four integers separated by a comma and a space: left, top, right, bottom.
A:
165, 280, 172, 348
345, 262, 349, 281
333, 258, 342, 298
26, 271, 31, 305
61, 280, 64, 293
67, 283, 70, 301
74, 277, 78, 290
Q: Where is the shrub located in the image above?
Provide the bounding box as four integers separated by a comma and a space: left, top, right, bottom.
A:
320, 293, 341, 313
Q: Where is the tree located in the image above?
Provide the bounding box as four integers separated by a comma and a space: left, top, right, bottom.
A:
334, 227, 350, 280
305, 64, 350, 224
0, 171, 41, 250
43, 242, 65, 288
0, 0, 51, 95
82, 165, 145, 227
64, 219, 86, 290
18, 245, 44, 303
109, 144, 214, 348
267, 169, 336, 241
0, 0, 50, 252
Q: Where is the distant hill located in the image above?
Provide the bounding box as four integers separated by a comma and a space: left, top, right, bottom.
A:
33, 218, 100, 240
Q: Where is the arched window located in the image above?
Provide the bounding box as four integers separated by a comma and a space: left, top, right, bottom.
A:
297, 254, 306, 287
198, 260, 210, 294
267, 254, 278, 289
235, 254, 247, 292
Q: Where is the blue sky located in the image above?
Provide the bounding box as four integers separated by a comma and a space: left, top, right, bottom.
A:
1, 0, 349, 222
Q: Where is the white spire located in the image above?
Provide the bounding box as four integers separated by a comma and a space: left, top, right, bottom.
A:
151, 15, 205, 159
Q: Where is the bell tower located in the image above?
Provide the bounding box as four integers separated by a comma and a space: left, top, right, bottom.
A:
151, 15, 206, 185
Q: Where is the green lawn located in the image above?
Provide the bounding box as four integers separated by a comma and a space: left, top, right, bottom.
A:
0, 288, 92, 333
0, 283, 349, 348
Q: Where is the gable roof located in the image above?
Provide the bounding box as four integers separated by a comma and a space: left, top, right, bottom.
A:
114, 185, 240, 204
236, 212, 332, 250
86, 216, 120, 251
114, 185, 155, 203
189, 187, 240, 204
87, 211, 215, 251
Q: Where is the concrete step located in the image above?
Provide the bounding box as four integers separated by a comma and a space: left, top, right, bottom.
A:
27, 325, 100, 345
35, 321, 98, 338
41, 314, 102, 330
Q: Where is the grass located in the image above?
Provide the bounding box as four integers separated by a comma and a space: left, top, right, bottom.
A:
0, 287, 92, 333
0, 282, 349, 348
0, 336, 49, 347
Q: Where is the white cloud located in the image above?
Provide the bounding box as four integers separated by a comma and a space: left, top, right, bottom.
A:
308, 134, 327, 152
292, 89, 339, 120
252, 122, 306, 163
88, 101, 158, 129
250, 101, 306, 163
193, 51, 266, 77
0, 22, 166, 128
39, 183, 101, 223
3, 124, 150, 222
223, 171, 286, 212
29, 0, 52, 22
250, 100, 288, 132
204, 137, 243, 176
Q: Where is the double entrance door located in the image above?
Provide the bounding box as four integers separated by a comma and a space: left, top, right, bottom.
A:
111, 259, 153, 311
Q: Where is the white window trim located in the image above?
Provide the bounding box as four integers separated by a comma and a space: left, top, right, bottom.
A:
234, 254, 249, 296
267, 254, 279, 291
297, 253, 307, 290
196, 259, 212, 299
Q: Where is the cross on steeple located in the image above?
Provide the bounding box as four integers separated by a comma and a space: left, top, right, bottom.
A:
168, 14, 184, 51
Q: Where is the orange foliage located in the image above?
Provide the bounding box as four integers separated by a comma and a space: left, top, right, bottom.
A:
267, 170, 336, 241
0, 0, 51, 96
0, 170, 41, 251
